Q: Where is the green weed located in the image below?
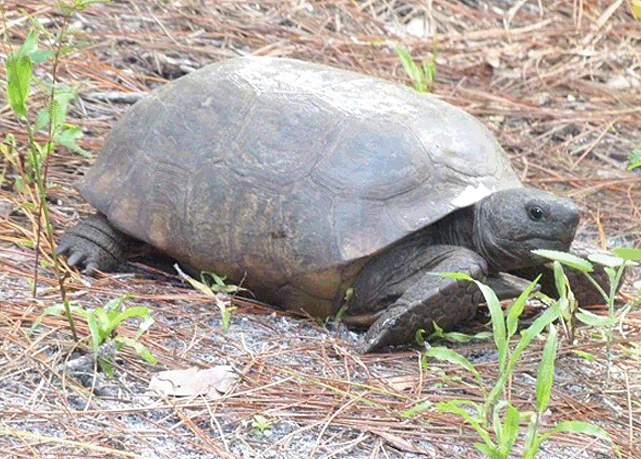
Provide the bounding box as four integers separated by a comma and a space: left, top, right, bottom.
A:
4, 8, 96, 339
251, 415, 273, 437
395, 43, 437, 93
534, 248, 641, 385
628, 148, 641, 170
30, 295, 157, 375
3, 1, 160, 376
174, 264, 240, 332
404, 271, 618, 458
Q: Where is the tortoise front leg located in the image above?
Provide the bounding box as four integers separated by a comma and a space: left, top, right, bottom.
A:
346, 245, 488, 352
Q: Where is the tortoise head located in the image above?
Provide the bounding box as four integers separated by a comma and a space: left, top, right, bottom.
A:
473, 188, 580, 271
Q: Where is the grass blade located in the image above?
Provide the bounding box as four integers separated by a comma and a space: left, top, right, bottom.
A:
535, 323, 558, 413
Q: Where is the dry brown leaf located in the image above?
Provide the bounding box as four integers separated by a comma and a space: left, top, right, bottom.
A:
384, 375, 417, 392
149, 365, 238, 399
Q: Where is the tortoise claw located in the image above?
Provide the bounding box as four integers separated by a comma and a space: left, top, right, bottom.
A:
55, 241, 71, 257
66, 251, 87, 268
57, 214, 127, 274
84, 262, 99, 276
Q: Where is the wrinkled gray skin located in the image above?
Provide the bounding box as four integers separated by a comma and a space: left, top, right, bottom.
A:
58, 57, 584, 352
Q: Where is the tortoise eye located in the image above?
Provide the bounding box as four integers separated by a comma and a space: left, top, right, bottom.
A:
528, 205, 544, 221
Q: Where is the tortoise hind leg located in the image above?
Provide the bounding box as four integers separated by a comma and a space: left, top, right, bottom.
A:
347, 245, 487, 352
56, 214, 135, 274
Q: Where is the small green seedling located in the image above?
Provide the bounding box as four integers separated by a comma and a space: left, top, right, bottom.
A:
174, 264, 240, 332
30, 295, 156, 375
395, 43, 437, 93
251, 415, 273, 437
628, 148, 641, 170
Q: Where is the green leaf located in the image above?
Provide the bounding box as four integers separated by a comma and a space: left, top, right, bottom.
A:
475, 280, 507, 365
6, 53, 32, 118
612, 247, 641, 261
395, 45, 427, 92
111, 306, 151, 324
135, 314, 155, 340
211, 272, 227, 287
424, 346, 481, 383
526, 420, 616, 459
506, 276, 540, 337
343, 287, 354, 303
535, 323, 558, 413
508, 303, 562, 373
219, 301, 234, 332
401, 400, 432, 417
6, 29, 41, 118
422, 60, 435, 90
101, 306, 151, 336
429, 328, 490, 343
553, 261, 567, 298
56, 126, 91, 158
34, 108, 50, 132
29, 303, 66, 333
438, 271, 474, 281
21, 28, 40, 55
94, 307, 111, 336
30, 48, 55, 64
176, 265, 215, 297
200, 270, 245, 293
474, 442, 502, 459
428, 320, 489, 343
104, 295, 126, 312
571, 349, 596, 360
522, 412, 539, 459
576, 309, 616, 327
587, 253, 627, 268
116, 337, 158, 364
628, 148, 641, 170
549, 422, 620, 457
136, 345, 158, 364
533, 249, 593, 272
437, 400, 491, 445
98, 357, 114, 377
50, 86, 78, 133
498, 403, 520, 457
556, 296, 571, 322
552, 420, 611, 438
604, 266, 616, 280
86, 310, 103, 357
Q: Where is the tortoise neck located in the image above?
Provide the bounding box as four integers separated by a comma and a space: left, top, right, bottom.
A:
431, 206, 476, 249
472, 196, 522, 272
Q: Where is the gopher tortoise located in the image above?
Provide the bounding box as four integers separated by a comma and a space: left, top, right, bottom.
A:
58, 56, 584, 351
